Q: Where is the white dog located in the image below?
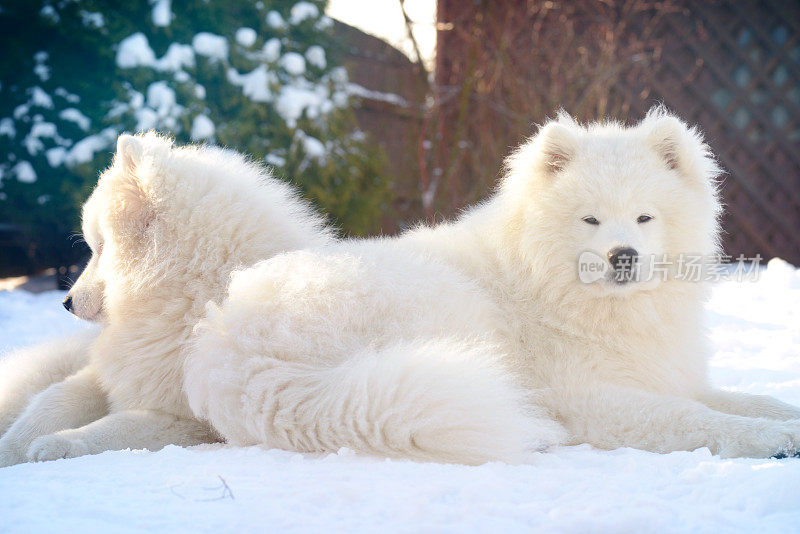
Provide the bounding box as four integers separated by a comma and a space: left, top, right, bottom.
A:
190, 107, 800, 460
407, 108, 800, 457
0, 329, 101, 440
185, 242, 567, 464
0, 132, 331, 466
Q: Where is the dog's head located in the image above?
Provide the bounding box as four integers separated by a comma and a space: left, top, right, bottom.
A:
501, 107, 722, 297
63, 131, 329, 324
64, 133, 175, 322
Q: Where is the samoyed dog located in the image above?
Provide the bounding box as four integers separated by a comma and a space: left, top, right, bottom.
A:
190, 107, 800, 460
0, 329, 100, 440
185, 242, 566, 464
405, 107, 800, 457
0, 132, 331, 466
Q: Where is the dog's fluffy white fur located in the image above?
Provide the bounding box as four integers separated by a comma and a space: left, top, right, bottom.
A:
0, 133, 330, 466
0, 329, 101, 439
3, 132, 556, 467
186, 243, 566, 464
5, 108, 798, 467
191, 107, 800, 460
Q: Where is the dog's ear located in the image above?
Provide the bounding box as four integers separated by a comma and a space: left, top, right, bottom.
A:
116, 134, 143, 176
645, 114, 688, 172
536, 121, 577, 174
643, 108, 721, 184
106, 134, 153, 228
504, 116, 578, 192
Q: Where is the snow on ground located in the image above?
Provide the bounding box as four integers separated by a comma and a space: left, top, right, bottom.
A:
1, 261, 799, 532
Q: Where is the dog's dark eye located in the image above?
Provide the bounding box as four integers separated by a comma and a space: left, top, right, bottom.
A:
582, 216, 600, 225
637, 215, 653, 224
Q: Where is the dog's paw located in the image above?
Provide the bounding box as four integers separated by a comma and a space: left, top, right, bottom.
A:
0, 434, 27, 467
27, 434, 89, 462
0, 448, 25, 468
717, 421, 800, 458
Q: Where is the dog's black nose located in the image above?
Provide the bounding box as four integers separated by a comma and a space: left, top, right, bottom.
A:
63, 295, 73, 313
608, 247, 638, 270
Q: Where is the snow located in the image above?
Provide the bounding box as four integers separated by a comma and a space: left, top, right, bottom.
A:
33, 63, 50, 81
1, 261, 799, 531
190, 114, 215, 141
24, 7, 346, 185
0, 290, 93, 350
275, 84, 328, 128
28, 121, 57, 140
39, 4, 59, 23
33, 51, 50, 82
173, 71, 190, 83
116, 33, 156, 69
54, 87, 80, 104
265, 10, 286, 29
0, 118, 15, 138
133, 109, 157, 132
329, 65, 348, 84
315, 15, 334, 31
30, 87, 53, 109
64, 128, 117, 167
146, 82, 177, 117
13, 103, 30, 120
227, 65, 274, 103
192, 32, 229, 62
59, 108, 91, 131
305, 45, 326, 69
145, 82, 176, 114
117, 35, 194, 72
137, 81, 183, 131
45, 147, 67, 167
265, 153, 286, 167
79, 10, 105, 29
347, 83, 408, 107
119, 95, 145, 120
150, 0, 172, 28
23, 121, 58, 155
157, 43, 195, 72
235, 27, 257, 48
281, 52, 306, 76
331, 89, 348, 107
12, 160, 36, 183
289, 1, 319, 25
296, 131, 325, 162
262, 37, 281, 63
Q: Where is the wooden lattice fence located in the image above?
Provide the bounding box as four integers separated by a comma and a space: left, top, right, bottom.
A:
434, 0, 800, 264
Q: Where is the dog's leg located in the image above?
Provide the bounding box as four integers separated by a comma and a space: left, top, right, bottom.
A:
26, 410, 220, 462
0, 329, 98, 438
0, 366, 107, 467
696, 389, 800, 421
545, 383, 800, 458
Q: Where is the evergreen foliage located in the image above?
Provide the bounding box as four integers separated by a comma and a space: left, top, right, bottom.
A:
0, 0, 390, 273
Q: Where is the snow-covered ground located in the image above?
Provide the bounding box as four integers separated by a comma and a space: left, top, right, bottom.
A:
1, 260, 799, 533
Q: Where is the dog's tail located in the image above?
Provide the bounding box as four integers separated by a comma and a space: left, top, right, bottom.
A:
185, 337, 565, 465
